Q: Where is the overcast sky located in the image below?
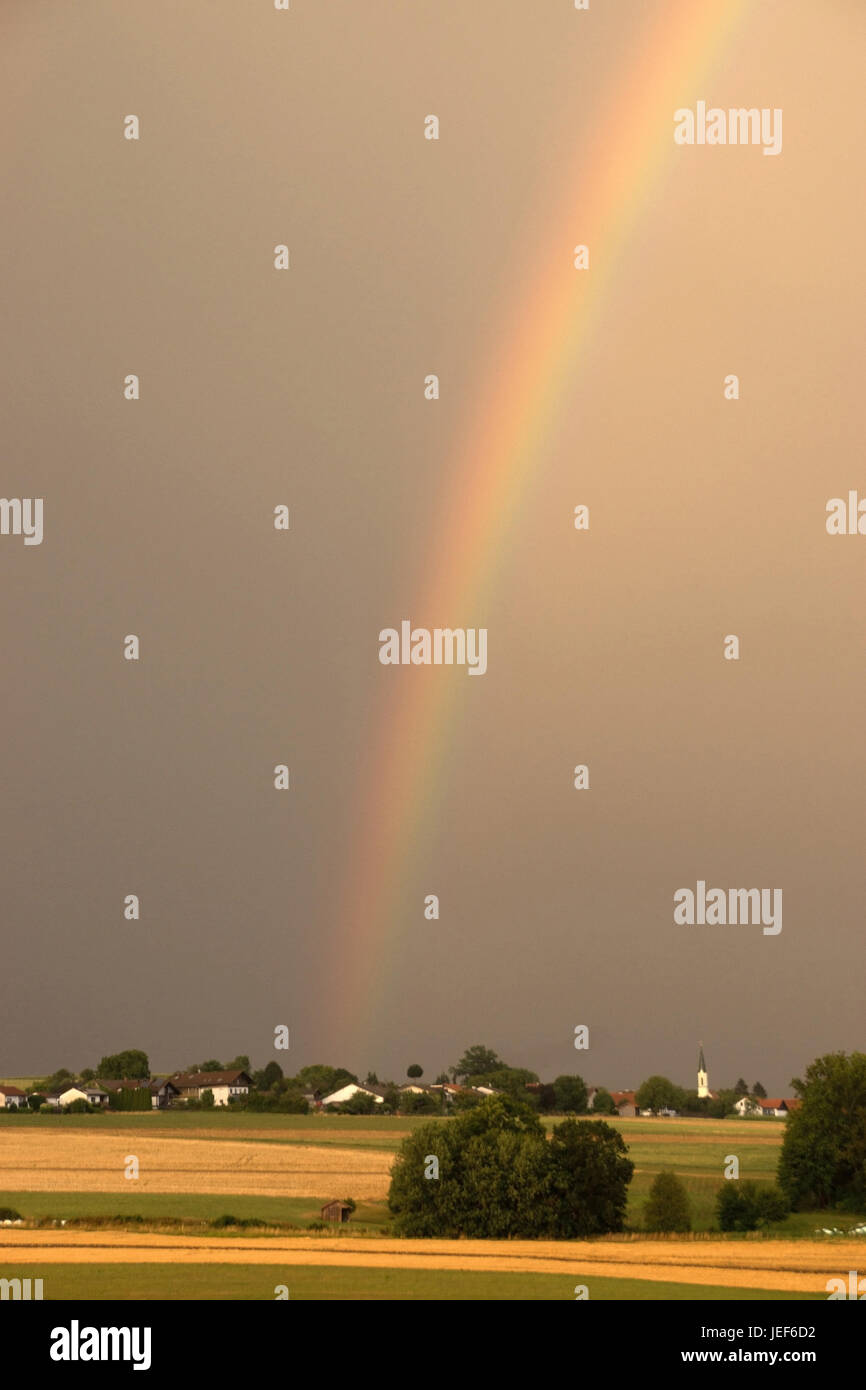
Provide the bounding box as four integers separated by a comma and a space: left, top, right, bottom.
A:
2, 1, 864, 1096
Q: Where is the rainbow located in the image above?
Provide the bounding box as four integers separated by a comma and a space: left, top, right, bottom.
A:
330, 0, 751, 1036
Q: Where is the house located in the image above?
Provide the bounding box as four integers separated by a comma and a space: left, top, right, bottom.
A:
0, 1085, 26, 1110
734, 1095, 762, 1117
321, 1200, 352, 1224
46, 1083, 109, 1109
320, 1082, 386, 1108
610, 1090, 639, 1118
170, 1070, 252, 1106
150, 1078, 180, 1109
758, 1099, 790, 1118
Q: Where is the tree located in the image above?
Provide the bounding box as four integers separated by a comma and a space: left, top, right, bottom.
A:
200, 1089, 215, 1109
79, 1068, 96, 1083
753, 1081, 767, 1098
198, 1060, 223, 1072
96, 1051, 149, 1080
388, 1097, 633, 1239
365, 1072, 379, 1085
453, 1045, 504, 1082
434, 1073, 449, 1085
44, 1068, 73, 1092
28, 1094, 45, 1111
261, 1062, 283, 1091
635, 1076, 685, 1113
734, 1078, 749, 1096
644, 1171, 691, 1232
540, 1118, 634, 1238
297, 1064, 357, 1095
591, 1087, 617, 1115
228, 1055, 250, 1071
533, 1084, 558, 1113
552, 1075, 588, 1114
778, 1051, 866, 1209
406, 1064, 423, 1079
399, 1090, 441, 1115
474, 1067, 539, 1097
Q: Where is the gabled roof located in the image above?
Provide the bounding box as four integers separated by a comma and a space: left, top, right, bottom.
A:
171, 1070, 252, 1088
0, 1085, 25, 1097
322, 1081, 388, 1101
760, 1098, 787, 1110
47, 1082, 108, 1099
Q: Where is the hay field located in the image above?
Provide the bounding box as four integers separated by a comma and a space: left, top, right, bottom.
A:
0, 1131, 393, 1200
0, 1229, 855, 1294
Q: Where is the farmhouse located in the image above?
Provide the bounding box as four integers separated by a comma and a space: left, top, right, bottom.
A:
0, 1084, 26, 1109
734, 1096, 795, 1118
170, 1070, 252, 1106
759, 1099, 791, 1118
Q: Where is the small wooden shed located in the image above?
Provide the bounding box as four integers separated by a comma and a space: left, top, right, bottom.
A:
321, 1200, 352, 1224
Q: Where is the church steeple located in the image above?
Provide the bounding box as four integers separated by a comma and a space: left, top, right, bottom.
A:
697, 1041, 709, 1098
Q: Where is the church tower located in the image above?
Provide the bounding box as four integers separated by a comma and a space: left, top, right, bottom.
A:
697, 1043, 709, 1098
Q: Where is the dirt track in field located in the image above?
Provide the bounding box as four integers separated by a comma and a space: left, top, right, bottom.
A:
0, 1230, 855, 1292
0, 1133, 393, 1199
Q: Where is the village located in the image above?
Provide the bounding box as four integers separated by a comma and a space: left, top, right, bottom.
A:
0, 1046, 799, 1121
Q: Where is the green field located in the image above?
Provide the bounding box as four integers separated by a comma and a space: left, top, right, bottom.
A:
0, 1264, 825, 1301
0, 1190, 390, 1231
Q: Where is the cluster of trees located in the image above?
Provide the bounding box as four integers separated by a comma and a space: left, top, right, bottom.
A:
778, 1052, 866, 1209
633, 1075, 769, 1118
389, 1095, 634, 1238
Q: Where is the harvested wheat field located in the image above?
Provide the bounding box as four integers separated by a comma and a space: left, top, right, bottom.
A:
0, 1230, 855, 1293
0, 1132, 392, 1200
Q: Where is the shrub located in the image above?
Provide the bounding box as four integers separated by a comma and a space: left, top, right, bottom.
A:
644, 1171, 692, 1232
0, 1207, 22, 1221
716, 1181, 789, 1231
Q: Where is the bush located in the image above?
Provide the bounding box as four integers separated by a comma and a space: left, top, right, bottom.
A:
62, 1099, 94, 1114
644, 1171, 692, 1232
716, 1181, 789, 1231
28, 1095, 45, 1111
0, 1207, 22, 1221
108, 1087, 151, 1112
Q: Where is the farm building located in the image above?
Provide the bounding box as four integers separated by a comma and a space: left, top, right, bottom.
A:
321, 1201, 352, 1224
